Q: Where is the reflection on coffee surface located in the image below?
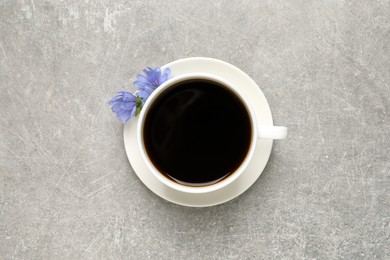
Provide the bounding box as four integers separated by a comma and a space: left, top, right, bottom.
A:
143, 79, 251, 186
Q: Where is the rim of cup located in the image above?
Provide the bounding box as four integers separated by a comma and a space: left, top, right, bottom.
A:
137, 73, 258, 194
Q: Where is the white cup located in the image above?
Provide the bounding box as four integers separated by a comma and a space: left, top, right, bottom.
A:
137, 73, 287, 194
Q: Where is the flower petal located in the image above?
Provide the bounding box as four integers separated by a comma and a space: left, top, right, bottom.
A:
122, 92, 135, 101
111, 103, 122, 112
143, 85, 156, 94
122, 112, 132, 124
152, 67, 161, 83
134, 81, 154, 91
130, 105, 137, 117
134, 81, 145, 90
159, 68, 171, 84
143, 68, 153, 79
116, 91, 128, 96
120, 102, 136, 110
136, 74, 149, 83
116, 109, 129, 120
109, 95, 122, 104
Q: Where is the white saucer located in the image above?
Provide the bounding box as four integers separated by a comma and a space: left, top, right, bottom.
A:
123, 57, 274, 207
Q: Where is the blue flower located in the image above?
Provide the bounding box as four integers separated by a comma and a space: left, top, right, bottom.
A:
108, 91, 142, 123
134, 67, 171, 103
109, 66, 171, 124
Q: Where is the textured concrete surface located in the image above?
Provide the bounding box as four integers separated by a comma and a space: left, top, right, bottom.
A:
1, 0, 390, 259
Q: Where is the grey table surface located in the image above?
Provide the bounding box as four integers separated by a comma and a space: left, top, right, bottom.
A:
1, 0, 389, 259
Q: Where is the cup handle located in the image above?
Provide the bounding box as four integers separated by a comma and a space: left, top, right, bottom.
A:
258, 126, 288, 140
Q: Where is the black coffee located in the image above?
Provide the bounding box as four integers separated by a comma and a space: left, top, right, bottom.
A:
143, 79, 252, 186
